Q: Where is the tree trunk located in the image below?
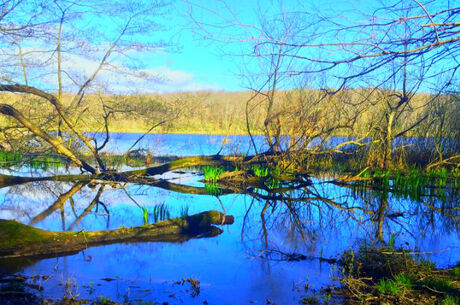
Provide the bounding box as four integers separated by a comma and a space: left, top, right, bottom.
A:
0, 211, 234, 258
0, 104, 97, 174
383, 111, 396, 169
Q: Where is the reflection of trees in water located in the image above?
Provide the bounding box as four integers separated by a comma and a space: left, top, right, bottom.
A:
239, 184, 373, 255
1, 182, 111, 231
1, 177, 458, 255
354, 183, 459, 244
1, 180, 178, 232
238, 182, 458, 257
1, 181, 71, 222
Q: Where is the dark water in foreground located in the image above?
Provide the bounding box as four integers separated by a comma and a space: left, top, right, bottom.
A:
0, 133, 459, 304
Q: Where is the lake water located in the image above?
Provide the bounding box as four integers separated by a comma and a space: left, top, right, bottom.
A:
89, 132, 268, 156
0, 133, 459, 304
88, 132, 459, 156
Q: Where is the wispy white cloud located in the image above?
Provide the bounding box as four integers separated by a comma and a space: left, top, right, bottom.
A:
1, 46, 221, 93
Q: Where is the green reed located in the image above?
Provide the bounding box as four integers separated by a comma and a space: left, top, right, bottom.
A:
142, 207, 149, 225
203, 165, 224, 183
251, 165, 269, 177
204, 184, 222, 196
357, 167, 458, 203
153, 203, 170, 223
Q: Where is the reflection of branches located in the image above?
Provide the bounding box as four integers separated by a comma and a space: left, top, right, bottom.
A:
241, 197, 255, 242
68, 185, 105, 231
5, 166, 458, 256
240, 183, 371, 252
29, 182, 85, 225
215, 196, 227, 225
96, 200, 111, 229
238, 174, 459, 256
247, 248, 338, 263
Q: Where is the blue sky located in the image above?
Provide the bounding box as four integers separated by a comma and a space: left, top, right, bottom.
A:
2, 0, 454, 93
148, 0, 410, 92
159, 0, 456, 93
138, 0, 371, 92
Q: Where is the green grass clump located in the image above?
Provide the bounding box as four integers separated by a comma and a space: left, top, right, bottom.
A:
421, 277, 453, 292
451, 267, 460, 278
377, 279, 401, 294
203, 165, 224, 183
204, 184, 222, 196
251, 165, 269, 177
441, 295, 460, 305
394, 274, 413, 289
375, 274, 413, 295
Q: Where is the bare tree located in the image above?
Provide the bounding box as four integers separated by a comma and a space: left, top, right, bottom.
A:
185, 0, 459, 169
0, 0, 172, 173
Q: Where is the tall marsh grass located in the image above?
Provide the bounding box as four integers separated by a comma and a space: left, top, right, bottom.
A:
357, 167, 459, 202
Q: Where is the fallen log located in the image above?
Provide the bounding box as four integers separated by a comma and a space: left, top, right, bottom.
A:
0, 173, 92, 188
0, 211, 234, 258
123, 155, 247, 177
0, 153, 278, 188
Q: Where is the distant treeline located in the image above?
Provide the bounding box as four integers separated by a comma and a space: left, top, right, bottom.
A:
0, 89, 458, 137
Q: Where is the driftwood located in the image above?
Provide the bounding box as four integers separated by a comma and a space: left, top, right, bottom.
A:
0, 211, 234, 258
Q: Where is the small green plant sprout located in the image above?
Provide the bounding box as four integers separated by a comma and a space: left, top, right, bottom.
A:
441, 295, 460, 305
387, 233, 396, 251
264, 177, 280, 190
142, 207, 149, 225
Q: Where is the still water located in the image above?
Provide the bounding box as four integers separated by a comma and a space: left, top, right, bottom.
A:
0, 133, 459, 304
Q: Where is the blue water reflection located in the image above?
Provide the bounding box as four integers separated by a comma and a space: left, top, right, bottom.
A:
0, 174, 458, 304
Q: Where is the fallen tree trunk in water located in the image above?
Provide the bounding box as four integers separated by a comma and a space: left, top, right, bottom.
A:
0, 211, 234, 258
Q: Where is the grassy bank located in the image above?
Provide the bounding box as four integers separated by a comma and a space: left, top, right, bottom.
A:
335, 247, 460, 305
